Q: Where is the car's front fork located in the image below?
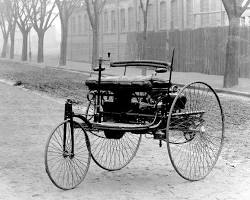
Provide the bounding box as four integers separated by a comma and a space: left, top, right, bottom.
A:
63, 99, 74, 158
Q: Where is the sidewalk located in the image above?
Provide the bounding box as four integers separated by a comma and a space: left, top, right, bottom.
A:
3, 56, 250, 97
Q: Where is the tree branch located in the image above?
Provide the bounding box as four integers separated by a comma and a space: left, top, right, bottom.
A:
85, 0, 95, 28
44, 1, 57, 29
99, 0, 107, 14
16, 0, 32, 32
140, 0, 144, 12
45, 13, 59, 31
241, 0, 250, 14
221, 0, 236, 18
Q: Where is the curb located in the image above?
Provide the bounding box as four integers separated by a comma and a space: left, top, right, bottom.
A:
214, 88, 250, 98
0, 78, 65, 105
175, 83, 250, 98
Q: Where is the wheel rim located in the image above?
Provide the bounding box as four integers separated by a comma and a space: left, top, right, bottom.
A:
166, 82, 224, 181
45, 120, 91, 190
89, 130, 141, 171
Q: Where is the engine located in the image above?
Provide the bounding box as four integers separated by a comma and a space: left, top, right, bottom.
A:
102, 91, 187, 124
101, 90, 186, 139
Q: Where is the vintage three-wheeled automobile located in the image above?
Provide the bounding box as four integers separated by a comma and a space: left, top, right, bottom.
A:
44, 52, 224, 190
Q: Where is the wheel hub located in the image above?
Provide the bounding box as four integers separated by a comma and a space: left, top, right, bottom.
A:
184, 121, 204, 141
63, 151, 74, 159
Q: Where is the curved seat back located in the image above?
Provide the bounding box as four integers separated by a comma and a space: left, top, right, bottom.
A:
110, 60, 171, 70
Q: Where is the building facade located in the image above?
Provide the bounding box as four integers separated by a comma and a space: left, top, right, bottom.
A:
67, 0, 250, 62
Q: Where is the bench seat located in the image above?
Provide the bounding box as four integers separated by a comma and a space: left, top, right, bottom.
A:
85, 75, 170, 91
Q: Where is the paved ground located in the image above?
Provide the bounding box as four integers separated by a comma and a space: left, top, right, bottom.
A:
1, 79, 250, 199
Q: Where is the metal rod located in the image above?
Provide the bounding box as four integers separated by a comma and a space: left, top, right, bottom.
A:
100, 110, 204, 118
169, 49, 175, 85
70, 105, 74, 155
96, 58, 103, 122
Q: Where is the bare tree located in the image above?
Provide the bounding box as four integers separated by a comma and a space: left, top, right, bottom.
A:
56, 0, 81, 66
139, 0, 150, 75
84, 0, 106, 69
0, 0, 17, 59
7, 0, 17, 59
222, 0, 250, 88
27, 0, 58, 63
15, 0, 32, 61
0, 1, 10, 58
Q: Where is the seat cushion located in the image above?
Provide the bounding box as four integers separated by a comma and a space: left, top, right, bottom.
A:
85, 75, 169, 91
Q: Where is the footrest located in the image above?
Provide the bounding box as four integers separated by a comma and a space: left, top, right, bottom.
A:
92, 122, 150, 132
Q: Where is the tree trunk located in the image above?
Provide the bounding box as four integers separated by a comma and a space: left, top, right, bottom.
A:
59, 20, 68, 66
10, 28, 16, 59
1, 36, 8, 58
142, 23, 147, 60
92, 27, 99, 69
37, 32, 45, 63
22, 32, 28, 61
141, 15, 147, 76
223, 17, 240, 88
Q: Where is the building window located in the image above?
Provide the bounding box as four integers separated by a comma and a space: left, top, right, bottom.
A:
128, 7, 134, 31
221, 11, 226, 26
147, 4, 153, 31
186, 0, 193, 28
120, 8, 126, 32
241, 16, 246, 26
78, 15, 83, 34
72, 16, 76, 34
200, 0, 209, 26
138, 6, 144, 31
84, 14, 89, 33
104, 10, 109, 33
210, 12, 221, 26
221, 11, 229, 26
111, 10, 116, 33
171, 0, 178, 29
160, 1, 167, 29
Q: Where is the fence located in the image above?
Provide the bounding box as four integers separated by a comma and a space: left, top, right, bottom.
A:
126, 26, 250, 78
126, 31, 168, 61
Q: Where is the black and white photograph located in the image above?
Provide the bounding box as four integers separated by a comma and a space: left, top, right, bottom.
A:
0, 0, 250, 199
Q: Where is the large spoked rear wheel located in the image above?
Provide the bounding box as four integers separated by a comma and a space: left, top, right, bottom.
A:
89, 130, 142, 171
45, 120, 91, 190
166, 82, 224, 181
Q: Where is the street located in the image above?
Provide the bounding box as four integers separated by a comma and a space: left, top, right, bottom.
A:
0, 82, 250, 200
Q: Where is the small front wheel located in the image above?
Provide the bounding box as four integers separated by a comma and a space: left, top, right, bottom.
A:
45, 120, 91, 190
